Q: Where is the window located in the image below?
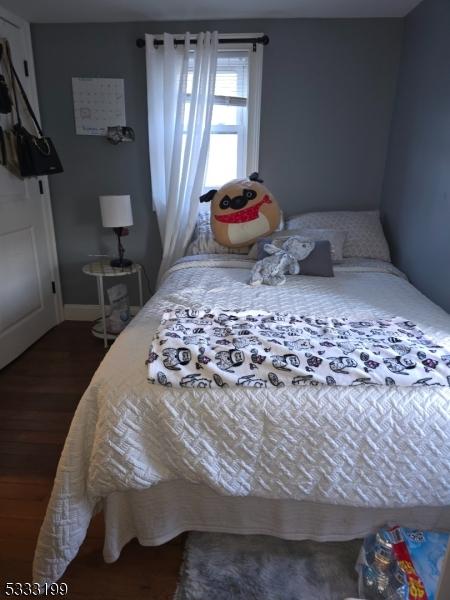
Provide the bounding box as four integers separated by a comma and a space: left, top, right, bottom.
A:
184, 37, 263, 192
203, 53, 248, 189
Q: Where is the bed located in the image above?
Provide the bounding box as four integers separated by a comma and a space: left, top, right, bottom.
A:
33, 253, 450, 584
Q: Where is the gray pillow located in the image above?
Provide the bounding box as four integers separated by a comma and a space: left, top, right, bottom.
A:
249, 227, 345, 262
257, 239, 334, 277
299, 241, 334, 276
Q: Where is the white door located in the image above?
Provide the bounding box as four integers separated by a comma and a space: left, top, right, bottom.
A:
0, 5, 62, 370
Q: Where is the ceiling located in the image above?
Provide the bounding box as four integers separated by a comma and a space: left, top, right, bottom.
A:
2, 0, 423, 23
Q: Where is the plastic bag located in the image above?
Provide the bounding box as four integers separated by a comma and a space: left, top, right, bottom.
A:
357, 525, 449, 599
106, 283, 131, 334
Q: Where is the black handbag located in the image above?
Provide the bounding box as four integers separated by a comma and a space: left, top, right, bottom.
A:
5, 42, 63, 177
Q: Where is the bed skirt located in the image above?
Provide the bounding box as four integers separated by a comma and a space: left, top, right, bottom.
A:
102, 481, 450, 563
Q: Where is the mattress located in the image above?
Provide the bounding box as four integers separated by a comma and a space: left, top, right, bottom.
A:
33, 255, 450, 584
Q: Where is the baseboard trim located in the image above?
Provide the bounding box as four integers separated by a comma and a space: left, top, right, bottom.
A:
64, 304, 140, 321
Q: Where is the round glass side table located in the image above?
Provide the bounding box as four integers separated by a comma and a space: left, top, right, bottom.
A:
82, 260, 143, 348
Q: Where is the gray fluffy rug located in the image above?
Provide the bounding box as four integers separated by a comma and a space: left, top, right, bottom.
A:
174, 532, 361, 599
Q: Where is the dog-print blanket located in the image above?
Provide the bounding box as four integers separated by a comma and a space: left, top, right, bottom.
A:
147, 309, 450, 388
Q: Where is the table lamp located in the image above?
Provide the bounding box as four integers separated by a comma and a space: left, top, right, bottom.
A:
99, 195, 134, 268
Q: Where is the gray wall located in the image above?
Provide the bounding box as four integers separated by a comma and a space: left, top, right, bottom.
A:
31, 18, 403, 304
381, 0, 450, 312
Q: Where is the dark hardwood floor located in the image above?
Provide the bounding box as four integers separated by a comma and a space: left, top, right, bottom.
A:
0, 322, 183, 599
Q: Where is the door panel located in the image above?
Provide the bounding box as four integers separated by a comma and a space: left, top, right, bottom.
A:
0, 9, 60, 369
0, 226, 42, 332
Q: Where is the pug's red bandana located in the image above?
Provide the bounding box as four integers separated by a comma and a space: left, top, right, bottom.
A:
214, 195, 272, 224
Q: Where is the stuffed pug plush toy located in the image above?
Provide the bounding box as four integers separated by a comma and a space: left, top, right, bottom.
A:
199, 173, 281, 248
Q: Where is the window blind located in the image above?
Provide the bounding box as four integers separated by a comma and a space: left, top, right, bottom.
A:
187, 51, 248, 107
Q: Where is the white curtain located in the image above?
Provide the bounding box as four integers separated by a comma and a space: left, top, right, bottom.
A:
145, 31, 218, 282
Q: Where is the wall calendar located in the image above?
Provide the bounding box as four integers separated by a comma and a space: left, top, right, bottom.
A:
72, 77, 126, 136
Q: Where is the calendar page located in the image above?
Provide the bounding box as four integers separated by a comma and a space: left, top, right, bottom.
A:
72, 77, 126, 136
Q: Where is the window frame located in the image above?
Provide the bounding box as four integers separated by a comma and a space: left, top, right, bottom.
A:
182, 33, 264, 192
214, 35, 263, 187
205, 49, 247, 190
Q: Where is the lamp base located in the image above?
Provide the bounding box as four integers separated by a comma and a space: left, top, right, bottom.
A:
110, 258, 133, 268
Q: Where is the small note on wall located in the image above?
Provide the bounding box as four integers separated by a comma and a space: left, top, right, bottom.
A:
72, 77, 126, 136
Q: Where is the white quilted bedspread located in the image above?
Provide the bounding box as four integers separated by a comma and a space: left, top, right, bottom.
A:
33, 256, 450, 584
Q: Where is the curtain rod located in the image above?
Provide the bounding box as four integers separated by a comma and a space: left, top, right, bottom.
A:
136, 35, 269, 49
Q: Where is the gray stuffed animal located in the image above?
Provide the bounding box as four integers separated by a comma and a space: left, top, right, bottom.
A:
249, 237, 315, 286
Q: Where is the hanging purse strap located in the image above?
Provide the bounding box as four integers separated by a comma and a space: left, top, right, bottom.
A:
0, 40, 21, 127
0, 126, 6, 165
3, 40, 44, 136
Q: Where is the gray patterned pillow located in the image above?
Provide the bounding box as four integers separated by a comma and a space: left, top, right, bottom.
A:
286, 210, 391, 261
186, 206, 249, 255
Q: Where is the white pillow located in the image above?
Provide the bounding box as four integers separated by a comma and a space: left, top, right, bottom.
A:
248, 227, 345, 262
287, 210, 390, 261
186, 206, 285, 256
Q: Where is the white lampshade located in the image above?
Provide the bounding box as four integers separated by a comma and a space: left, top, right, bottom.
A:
99, 195, 133, 228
